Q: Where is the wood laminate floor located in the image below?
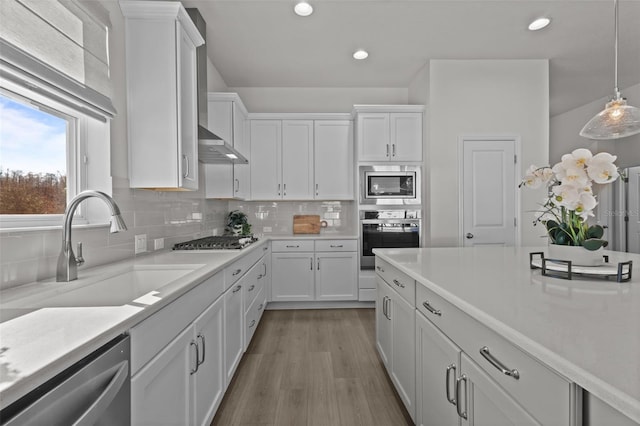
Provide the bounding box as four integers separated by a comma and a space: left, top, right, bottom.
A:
211, 309, 413, 426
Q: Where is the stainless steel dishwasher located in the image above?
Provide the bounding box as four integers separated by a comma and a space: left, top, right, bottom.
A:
0, 334, 130, 425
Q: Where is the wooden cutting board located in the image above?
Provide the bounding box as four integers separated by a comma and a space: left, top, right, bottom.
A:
293, 215, 321, 234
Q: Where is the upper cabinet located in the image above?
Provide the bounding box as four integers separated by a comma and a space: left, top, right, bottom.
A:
121, 1, 203, 190
204, 93, 250, 199
314, 120, 353, 200
354, 105, 424, 162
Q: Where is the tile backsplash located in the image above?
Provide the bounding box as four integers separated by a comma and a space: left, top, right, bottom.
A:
228, 200, 357, 236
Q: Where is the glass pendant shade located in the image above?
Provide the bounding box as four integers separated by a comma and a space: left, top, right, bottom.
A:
580, 96, 640, 139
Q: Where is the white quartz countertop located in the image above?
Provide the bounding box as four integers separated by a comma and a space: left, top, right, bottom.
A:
373, 246, 640, 423
0, 239, 270, 409
266, 234, 358, 240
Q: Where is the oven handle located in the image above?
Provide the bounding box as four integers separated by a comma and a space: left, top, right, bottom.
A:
361, 219, 421, 225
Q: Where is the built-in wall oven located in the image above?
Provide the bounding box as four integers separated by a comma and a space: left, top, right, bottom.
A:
360, 165, 421, 206
360, 210, 420, 269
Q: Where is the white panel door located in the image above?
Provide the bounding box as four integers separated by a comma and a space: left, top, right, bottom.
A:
358, 113, 390, 161
250, 120, 281, 199
390, 294, 416, 420
315, 252, 358, 300
233, 103, 250, 199
462, 138, 516, 247
376, 278, 392, 369
176, 22, 198, 190
390, 112, 422, 161
282, 120, 314, 199
628, 166, 640, 254
314, 120, 354, 199
271, 253, 315, 301
416, 313, 461, 426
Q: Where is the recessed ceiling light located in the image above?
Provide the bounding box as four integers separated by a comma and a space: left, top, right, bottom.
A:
528, 17, 551, 31
294, 1, 313, 17
353, 49, 369, 60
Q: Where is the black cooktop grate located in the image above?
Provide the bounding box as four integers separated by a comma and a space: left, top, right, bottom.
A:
172, 235, 257, 250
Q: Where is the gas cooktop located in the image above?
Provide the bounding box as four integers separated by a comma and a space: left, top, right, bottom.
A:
172, 235, 257, 250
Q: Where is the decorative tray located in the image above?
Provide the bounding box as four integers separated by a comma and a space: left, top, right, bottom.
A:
529, 252, 633, 283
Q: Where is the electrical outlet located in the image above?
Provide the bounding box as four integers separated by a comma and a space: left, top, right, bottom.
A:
212, 228, 219, 236
135, 234, 147, 254
263, 226, 272, 233
154, 238, 164, 250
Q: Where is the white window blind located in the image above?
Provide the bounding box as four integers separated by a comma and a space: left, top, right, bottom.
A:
0, 0, 115, 118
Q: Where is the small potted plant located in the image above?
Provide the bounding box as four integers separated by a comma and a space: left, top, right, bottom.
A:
226, 210, 252, 236
521, 148, 619, 265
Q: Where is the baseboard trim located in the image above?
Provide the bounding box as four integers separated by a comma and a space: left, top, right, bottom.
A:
266, 301, 375, 310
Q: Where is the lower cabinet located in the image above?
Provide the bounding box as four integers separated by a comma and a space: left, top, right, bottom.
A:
271, 251, 315, 301
224, 277, 244, 385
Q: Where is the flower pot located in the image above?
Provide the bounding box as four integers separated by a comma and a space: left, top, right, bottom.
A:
547, 243, 604, 267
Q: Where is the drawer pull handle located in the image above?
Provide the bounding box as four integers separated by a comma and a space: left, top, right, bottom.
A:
479, 346, 520, 380
190, 341, 199, 375
248, 284, 255, 292
422, 300, 442, 316
249, 319, 256, 328
330, 244, 343, 248
392, 279, 405, 289
286, 245, 300, 248
455, 375, 468, 419
263, 246, 268, 251
376, 265, 385, 273
445, 364, 456, 405
258, 303, 264, 311
197, 334, 206, 366
232, 268, 242, 276
233, 285, 242, 293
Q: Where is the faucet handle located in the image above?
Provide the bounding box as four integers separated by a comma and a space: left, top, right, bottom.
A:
76, 242, 85, 266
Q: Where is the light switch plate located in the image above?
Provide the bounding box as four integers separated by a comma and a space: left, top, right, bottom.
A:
154, 238, 164, 250
263, 226, 272, 233
135, 234, 147, 254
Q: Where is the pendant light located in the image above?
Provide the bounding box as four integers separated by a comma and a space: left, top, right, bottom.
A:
579, 0, 640, 140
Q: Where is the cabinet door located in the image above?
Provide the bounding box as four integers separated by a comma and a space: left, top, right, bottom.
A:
224, 279, 244, 384
176, 21, 198, 190
132, 326, 195, 426
314, 120, 353, 200
357, 113, 390, 161
315, 252, 358, 301
391, 293, 416, 420
416, 312, 461, 426
282, 120, 314, 199
194, 297, 225, 426
459, 353, 538, 426
390, 112, 422, 162
376, 277, 392, 369
271, 252, 315, 301
250, 120, 282, 199
233, 103, 250, 199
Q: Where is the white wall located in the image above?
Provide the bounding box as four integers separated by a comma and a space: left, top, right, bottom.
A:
229, 87, 408, 113
550, 83, 640, 168
428, 60, 549, 247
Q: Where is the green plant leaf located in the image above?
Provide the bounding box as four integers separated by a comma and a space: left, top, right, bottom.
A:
586, 225, 604, 239
555, 233, 568, 245
582, 239, 606, 251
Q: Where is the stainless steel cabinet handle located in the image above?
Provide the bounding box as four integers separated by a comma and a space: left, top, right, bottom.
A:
233, 285, 242, 293
392, 144, 396, 157
278, 183, 281, 196
423, 300, 442, 316
466, 233, 474, 239
479, 346, 520, 379
310, 257, 313, 270
232, 268, 242, 276
182, 155, 189, 178
316, 183, 319, 196
386, 297, 391, 320
455, 375, 468, 419
445, 364, 457, 405
286, 245, 300, 248
262, 263, 267, 277
382, 296, 387, 318
283, 183, 287, 196
190, 341, 199, 374
249, 319, 256, 328
258, 303, 264, 311
248, 284, 255, 292
235, 178, 239, 193
197, 334, 206, 365
317, 258, 320, 270
330, 244, 343, 248
376, 265, 385, 273
386, 144, 390, 157
393, 279, 405, 289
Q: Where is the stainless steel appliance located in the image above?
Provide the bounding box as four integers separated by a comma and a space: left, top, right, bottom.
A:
360, 165, 421, 206
360, 210, 420, 269
1, 334, 130, 425
173, 235, 257, 250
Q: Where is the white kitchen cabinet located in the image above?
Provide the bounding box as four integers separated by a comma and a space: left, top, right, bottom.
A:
282, 120, 314, 199
315, 252, 357, 301
354, 106, 424, 162
205, 93, 250, 199
224, 277, 244, 384
132, 325, 194, 426
271, 252, 315, 302
250, 120, 282, 199
376, 279, 392, 368
121, 2, 203, 190
313, 120, 354, 200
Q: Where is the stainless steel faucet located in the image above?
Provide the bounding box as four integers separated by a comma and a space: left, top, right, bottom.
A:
56, 190, 128, 282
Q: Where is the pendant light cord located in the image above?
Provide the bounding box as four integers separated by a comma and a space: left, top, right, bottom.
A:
614, 0, 619, 96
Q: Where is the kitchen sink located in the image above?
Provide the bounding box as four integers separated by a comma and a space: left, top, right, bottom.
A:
1, 264, 204, 309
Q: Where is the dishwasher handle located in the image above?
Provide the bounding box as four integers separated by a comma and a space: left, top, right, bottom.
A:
72, 360, 129, 426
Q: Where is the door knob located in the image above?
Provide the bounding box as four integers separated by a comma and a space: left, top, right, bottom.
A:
466, 233, 474, 239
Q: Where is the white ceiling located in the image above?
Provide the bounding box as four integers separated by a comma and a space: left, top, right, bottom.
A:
181, 0, 640, 116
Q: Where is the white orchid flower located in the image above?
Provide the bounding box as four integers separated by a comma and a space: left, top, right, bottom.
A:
552, 184, 580, 209
522, 165, 553, 188
587, 160, 619, 184
575, 192, 597, 221
589, 152, 617, 165
551, 162, 568, 181
569, 148, 593, 167
561, 166, 589, 187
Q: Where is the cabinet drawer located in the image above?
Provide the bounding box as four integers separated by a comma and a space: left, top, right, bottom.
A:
225, 244, 265, 289
130, 271, 224, 375
416, 283, 572, 426
315, 239, 357, 252
244, 258, 266, 313
375, 257, 415, 306
271, 240, 314, 252
244, 287, 265, 348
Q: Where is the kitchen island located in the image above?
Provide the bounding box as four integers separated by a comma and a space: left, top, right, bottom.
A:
374, 246, 640, 424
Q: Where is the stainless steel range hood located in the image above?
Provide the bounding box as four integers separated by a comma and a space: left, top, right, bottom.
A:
187, 9, 248, 164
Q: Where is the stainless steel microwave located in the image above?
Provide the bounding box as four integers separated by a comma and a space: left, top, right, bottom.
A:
359, 165, 421, 205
